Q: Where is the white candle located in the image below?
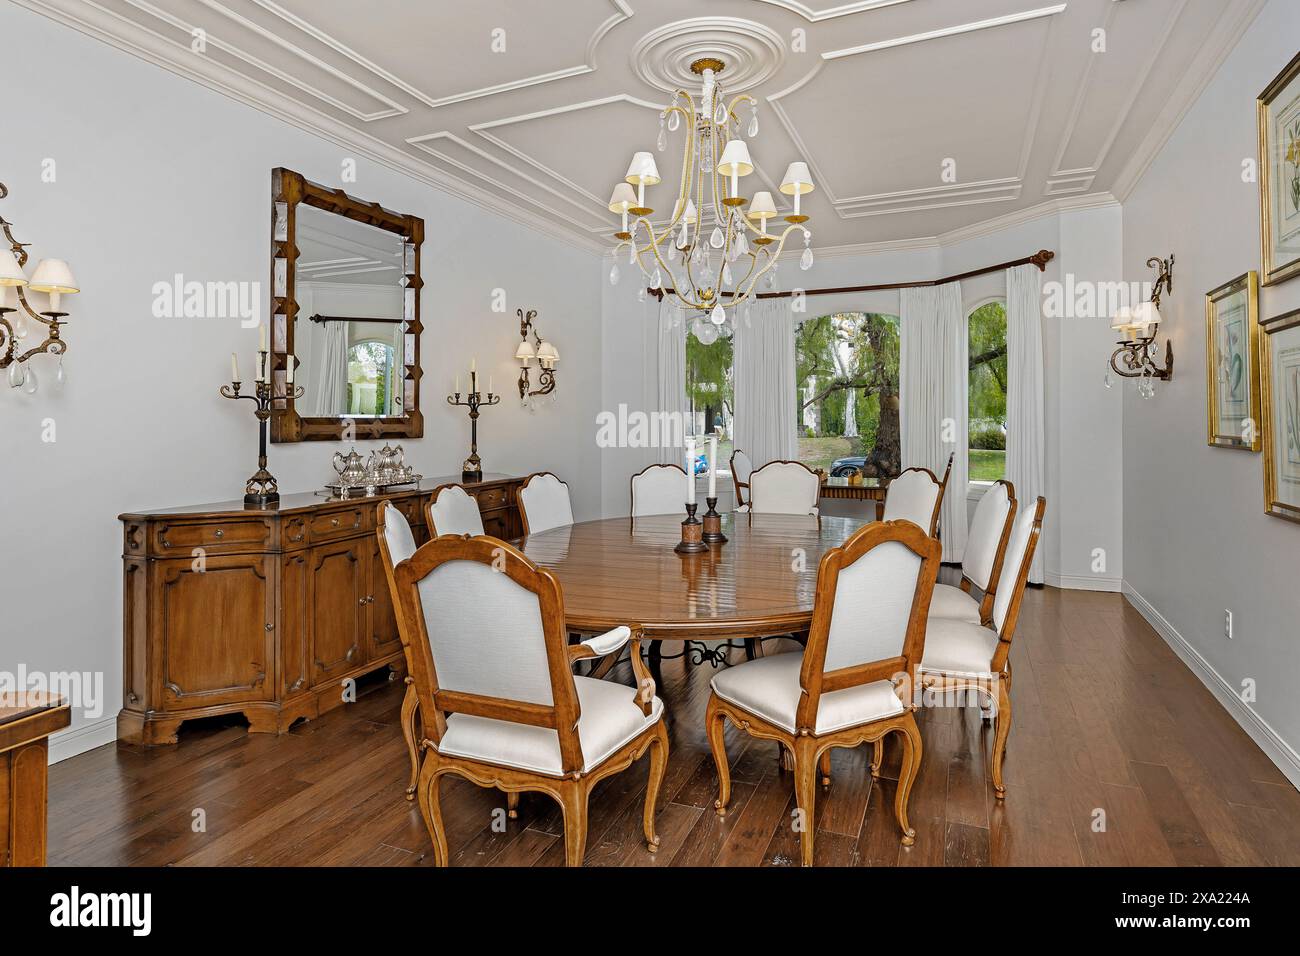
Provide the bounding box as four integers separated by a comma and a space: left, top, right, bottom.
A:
256, 352, 265, 383
686, 437, 696, 505
285, 354, 294, 385
471, 357, 476, 374
259, 322, 267, 352
489, 375, 493, 395
708, 434, 718, 498
455, 373, 460, 394
231, 352, 240, 382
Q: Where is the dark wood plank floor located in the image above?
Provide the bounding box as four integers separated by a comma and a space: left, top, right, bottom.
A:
48, 588, 1300, 866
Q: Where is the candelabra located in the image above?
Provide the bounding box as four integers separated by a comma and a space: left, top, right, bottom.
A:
220, 351, 303, 506
447, 369, 500, 482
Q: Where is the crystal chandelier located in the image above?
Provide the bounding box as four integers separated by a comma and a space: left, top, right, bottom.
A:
606, 57, 814, 324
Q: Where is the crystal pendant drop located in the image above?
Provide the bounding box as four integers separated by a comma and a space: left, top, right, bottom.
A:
7, 361, 26, 389
722, 262, 733, 285
710, 226, 724, 249
656, 122, 667, 153
767, 264, 779, 290
800, 244, 815, 271
667, 110, 680, 131
711, 303, 726, 325
628, 244, 636, 265
748, 114, 759, 138
56, 358, 66, 389
701, 145, 713, 174
609, 263, 620, 286
651, 266, 662, 289
735, 232, 748, 257
1103, 371, 1113, 389
21, 364, 38, 395
637, 286, 647, 303
13, 314, 29, 339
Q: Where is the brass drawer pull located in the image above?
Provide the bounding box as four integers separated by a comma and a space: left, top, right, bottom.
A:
214, 529, 224, 539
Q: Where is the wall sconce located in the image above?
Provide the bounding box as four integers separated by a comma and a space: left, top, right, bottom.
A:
1109, 253, 1174, 396
0, 181, 80, 394
515, 308, 558, 404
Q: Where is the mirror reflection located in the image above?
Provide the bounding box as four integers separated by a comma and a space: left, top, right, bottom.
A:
293, 203, 406, 418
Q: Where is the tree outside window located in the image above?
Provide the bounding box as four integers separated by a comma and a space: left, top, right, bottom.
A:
685, 332, 733, 465
968, 300, 1008, 481
348, 340, 396, 417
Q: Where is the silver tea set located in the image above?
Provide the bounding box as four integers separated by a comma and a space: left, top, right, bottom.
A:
327, 443, 422, 497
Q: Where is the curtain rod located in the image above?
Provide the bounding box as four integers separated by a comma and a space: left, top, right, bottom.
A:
307, 313, 404, 324
647, 248, 1054, 301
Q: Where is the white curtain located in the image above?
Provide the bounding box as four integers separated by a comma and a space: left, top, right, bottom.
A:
656, 303, 687, 464
734, 297, 798, 467
1005, 264, 1046, 583
899, 282, 968, 561
314, 320, 349, 416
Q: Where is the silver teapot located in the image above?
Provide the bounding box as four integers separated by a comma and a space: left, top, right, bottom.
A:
332, 447, 368, 487
368, 443, 408, 485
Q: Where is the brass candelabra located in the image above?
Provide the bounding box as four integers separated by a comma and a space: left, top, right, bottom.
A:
220, 353, 303, 506
447, 370, 499, 482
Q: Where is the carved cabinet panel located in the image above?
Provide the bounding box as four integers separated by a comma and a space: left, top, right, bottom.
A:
309, 540, 367, 685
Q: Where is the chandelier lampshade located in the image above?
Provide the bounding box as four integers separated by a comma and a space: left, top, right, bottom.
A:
605, 56, 812, 323
607, 182, 636, 212
0, 248, 27, 287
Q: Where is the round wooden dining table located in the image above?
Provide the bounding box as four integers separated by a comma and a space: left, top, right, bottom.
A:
515, 512, 867, 642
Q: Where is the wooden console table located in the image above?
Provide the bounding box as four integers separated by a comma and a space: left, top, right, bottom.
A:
118, 473, 523, 745
820, 475, 887, 521
1, 693, 70, 866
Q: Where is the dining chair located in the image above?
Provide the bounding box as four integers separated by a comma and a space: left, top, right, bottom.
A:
929, 479, 1017, 625
737, 460, 820, 515
388, 530, 670, 866
426, 483, 485, 537
518, 471, 574, 534
630, 463, 686, 516
706, 520, 942, 866
730, 449, 753, 508
882, 464, 944, 534
912, 497, 1045, 799
376, 501, 424, 802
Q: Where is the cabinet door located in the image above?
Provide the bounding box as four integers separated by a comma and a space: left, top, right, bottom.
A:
309, 540, 366, 685
366, 538, 403, 662
154, 555, 275, 710
481, 510, 511, 540
280, 552, 311, 699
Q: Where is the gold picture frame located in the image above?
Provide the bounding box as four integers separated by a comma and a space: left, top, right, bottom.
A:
1258, 52, 1300, 286
1260, 306, 1300, 523
1205, 271, 1262, 451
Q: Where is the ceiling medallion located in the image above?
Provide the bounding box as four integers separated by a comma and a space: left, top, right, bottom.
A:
606, 56, 816, 326
630, 17, 786, 97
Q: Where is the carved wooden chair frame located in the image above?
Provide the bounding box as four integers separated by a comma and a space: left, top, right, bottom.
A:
389, 529, 668, 866
517, 471, 572, 536
423, 481, 481, 538
628, 462, 687, 516
741, 458, 823, 515
729, 449, 751, 508
706, 519, 942, 866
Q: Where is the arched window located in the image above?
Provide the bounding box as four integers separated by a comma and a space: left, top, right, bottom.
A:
348, 339, 398, 417
794, 311, 901, 476
968, 300, 1007, 482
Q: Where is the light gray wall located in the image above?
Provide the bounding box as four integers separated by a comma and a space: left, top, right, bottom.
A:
0, 3, 602, 759
1121, 0, 1300, 784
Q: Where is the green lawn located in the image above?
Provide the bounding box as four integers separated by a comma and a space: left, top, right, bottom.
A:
969, 449, 1006, 481
797, 436, 854, 473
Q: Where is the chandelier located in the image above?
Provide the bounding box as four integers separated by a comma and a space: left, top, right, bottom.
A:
606, 57, 814, 326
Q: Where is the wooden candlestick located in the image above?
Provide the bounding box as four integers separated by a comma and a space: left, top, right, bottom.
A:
674, 502, 709, 554
702, 497, 727, 544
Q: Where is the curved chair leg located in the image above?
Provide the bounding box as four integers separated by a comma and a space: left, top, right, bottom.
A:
894, 717, 921, 847
416, 761, 449, 867
819, 748, 832, 787
705, 694, 732, 815
870, 738, 883, 778
559, 782, 590, 867
793, 737, 819, 867
643, 722, 670, 851
400, 679, 419, 801
506, 791, 520, 819
993, 675, 1012, 799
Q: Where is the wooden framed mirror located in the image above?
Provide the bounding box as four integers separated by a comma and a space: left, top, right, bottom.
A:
269, 168, 424, 442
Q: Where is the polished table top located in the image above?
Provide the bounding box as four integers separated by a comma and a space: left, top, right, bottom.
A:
516, 513, 866, 640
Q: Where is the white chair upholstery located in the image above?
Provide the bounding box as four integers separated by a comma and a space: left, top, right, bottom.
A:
992, 503, 1038, 633
437, 673, 664, 776
962, 482, 1013, 591
732, 449, 753, 485
927, 584, 981, 624
745, 461, 820, 515
712, 653, 903, 734
519, 472, 574, 535
382, 503, 418, 565
882, 468, 940, 532
631, 464, 684, 516
428, 485, 484, 537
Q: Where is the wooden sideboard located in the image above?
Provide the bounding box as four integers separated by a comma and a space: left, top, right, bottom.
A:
118, 473, 524, 745
1, 693, 70, 866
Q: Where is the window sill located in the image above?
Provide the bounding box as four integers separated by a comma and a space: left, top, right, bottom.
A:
967, 480, 995, 504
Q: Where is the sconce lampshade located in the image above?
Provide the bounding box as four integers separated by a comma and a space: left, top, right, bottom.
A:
747, 191, 778, 220
537, 341, 559, 367
1110, 305, 1135, 331
1131, 301, 1160, 328
607, 183, 637, 213
28, 258, 79, 294
717, 140, 754, 178
0, 248, 27, 287
515, 340, 536, 365
780, 162, 815, 195
624, 152, 661, 187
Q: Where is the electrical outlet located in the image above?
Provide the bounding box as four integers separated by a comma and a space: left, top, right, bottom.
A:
1225, 609, 1234, 640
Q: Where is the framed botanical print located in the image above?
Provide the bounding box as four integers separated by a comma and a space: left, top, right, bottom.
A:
1205, 271, 1262, 450
1259, 52, 1300, 286
1260, 307, 1300, 523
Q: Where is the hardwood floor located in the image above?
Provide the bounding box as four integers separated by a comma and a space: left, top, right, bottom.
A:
48, 588, 1300, 867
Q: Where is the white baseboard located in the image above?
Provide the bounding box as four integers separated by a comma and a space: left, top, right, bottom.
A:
48, 715, 117, 765
1123, 582, 1300, 790
1045, 571, 1122, 592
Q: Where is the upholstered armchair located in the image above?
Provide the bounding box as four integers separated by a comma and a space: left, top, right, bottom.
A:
630, 463, 687, 516
386, 525, 669, 866
705, 520, 941, 866
518, 471, 574, 534
426, 483, 485, 537
736, 460, 820, 516
929, 479, 1016, 625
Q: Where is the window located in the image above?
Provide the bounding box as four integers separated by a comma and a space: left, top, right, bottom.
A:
794, 312, 900, 476
348, 339, 397, 417
968, 300, 1008, 481
686, 330, 733, 467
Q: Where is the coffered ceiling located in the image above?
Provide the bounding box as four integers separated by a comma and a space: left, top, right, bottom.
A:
20, 0, 1266, 253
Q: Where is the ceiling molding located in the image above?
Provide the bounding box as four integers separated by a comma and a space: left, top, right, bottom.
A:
751, 0, 915, 23
820, 3, 1067, 60
629, 16, 786, 95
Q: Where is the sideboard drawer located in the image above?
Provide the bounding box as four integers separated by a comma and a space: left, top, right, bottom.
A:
389, 495, 423, 527
473, 486, 509, 511
154, 519, 272, 555
309, 507, 368, 542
